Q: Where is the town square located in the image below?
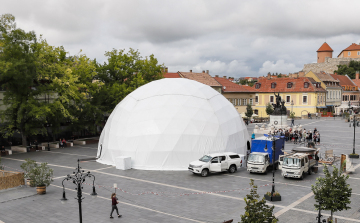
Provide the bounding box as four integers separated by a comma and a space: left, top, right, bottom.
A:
2, 1, 360, 223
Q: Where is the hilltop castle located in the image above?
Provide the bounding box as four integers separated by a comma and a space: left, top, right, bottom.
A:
303, 42, 360, 74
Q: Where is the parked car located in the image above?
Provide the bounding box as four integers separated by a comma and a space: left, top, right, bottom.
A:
188, 152, 245, 177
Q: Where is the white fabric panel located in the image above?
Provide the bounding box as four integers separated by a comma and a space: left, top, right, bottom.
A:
97, 78, 250, 170
114, 156, 132, 170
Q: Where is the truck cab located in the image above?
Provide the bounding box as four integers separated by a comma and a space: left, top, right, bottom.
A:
247, 152, 270, 173
281, 153, 315, 179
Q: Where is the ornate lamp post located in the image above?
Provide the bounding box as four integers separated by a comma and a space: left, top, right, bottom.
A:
45, 123, 52, 151
348, 100, 359, 158
61, 159, 97, 223
264, 133, 284, 201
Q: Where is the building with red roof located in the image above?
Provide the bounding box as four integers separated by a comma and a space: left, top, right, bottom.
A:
251, 76, 326, 118
330, 73, 359, 106
338, 43, 360, 58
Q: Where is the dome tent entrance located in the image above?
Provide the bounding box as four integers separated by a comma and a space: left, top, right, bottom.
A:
96, 78, 250, 170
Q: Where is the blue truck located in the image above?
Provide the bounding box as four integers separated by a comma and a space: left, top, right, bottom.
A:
247, 135, 285, 173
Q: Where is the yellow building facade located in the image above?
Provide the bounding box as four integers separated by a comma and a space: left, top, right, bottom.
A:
252, 77, 326, 118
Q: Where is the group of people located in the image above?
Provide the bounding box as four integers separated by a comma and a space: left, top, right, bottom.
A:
59, 138, 67, 148
283, 128, 320, 145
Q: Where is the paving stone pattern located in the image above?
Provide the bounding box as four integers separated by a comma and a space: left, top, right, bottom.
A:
1, 117, 360, 222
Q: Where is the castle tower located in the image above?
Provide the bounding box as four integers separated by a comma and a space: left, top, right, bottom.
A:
317, 42, 333, 63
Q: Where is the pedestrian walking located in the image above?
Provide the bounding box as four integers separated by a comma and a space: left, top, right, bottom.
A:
309, 131, 313, 142
315, 152, 319, 167
291, 117, 294, 126
59, 138, 64, 148
316, 132, 320, 145
62, 138, 67, 147
110, 193, 122, 219
251, 132, 255, 140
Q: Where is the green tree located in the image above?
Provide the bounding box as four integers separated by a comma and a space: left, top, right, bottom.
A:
240, 179, 278, 222
0, 14, 89, 145
311, 164, 352, 221
289, 111, 295, 119
93, 48, 163, 114
334, 61, 360, 79
245, 104, 253, 119
247, 81, 254, 87
240, 79, 248, 85
266, 103, 274, 115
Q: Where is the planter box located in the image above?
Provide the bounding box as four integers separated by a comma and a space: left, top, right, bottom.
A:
11, 146, 27, 153
264, 194, 281, 202
349, 154, 359, 159
41, 143, 59, 148
65, 142, 73, 147
73, 140, 86, 145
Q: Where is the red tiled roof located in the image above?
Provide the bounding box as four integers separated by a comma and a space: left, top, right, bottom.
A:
353, 79, 360, 88
214, 77, 255, 92
330, 74, 356, 87
164, 73, 181, 78
178, 72, 221, 87
253, 77, 326, 93
313, 71, 339, 82
317, 42, 333, 52
337, 43, 360, 57
343, 43, 360, 51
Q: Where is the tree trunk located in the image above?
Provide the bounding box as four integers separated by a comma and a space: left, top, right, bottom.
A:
22, 133, 27, 147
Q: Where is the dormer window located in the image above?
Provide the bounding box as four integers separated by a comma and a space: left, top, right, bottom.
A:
255, 83, 261, 89
287, 82, 293, 88
271, 82, 276, 89
304, 82, 309, 88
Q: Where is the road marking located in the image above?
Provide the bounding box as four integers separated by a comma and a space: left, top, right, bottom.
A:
44, 151, 94, 157
274, 192, 313, 217
50, 184, 205, 223
290, 207, 360, 222
94, 166, 114, 171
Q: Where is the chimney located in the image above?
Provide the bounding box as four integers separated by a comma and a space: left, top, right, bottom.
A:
334, 71, 337, 75
190, 70, 192, 73
206, 70, 209, 74
223, 76, 227, 79
356, 71, 359, 80
215, 75, 219, 77
202, 70, 205, 73
267, 72, 271, 79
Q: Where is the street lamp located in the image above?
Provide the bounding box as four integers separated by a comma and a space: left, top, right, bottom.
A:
61, 159, 97, 223
264, 133, 284, 201
348, 100, 359, 158
45, 123, 52, 151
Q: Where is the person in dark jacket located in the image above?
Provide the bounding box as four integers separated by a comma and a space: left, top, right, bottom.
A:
110, 193, 122, 218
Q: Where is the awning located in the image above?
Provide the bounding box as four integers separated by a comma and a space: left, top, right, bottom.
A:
316, 106, 327, 108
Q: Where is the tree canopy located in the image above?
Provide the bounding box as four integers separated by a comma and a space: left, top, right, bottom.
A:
311, 164, 352, 221
245, 104, 253, 119
334, 61, 360, 79
0, 14, 164, 146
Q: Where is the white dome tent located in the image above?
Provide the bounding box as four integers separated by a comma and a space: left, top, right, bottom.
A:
96, 78, 250, 170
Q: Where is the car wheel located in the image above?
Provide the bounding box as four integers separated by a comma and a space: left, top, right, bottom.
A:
228, 165, 236, 173
201, 169, 209, 177
300, 172, 304, 180
308, 169, 311, 175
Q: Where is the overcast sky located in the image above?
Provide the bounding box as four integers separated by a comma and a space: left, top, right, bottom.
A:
2, 0, 360, 78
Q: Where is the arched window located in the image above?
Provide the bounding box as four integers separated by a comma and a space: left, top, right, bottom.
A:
304, 82, 309, 88
271, 82, 276, 89
287, 82, 293, 88
255, 83, 261, 89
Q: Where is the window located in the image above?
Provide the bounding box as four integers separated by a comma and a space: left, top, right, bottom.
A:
255, 96, 258, 103
254, 109, 258, 115
287, 82, 293, 88
317, 95, 319, 104
243, 99, 247, 105
348, 52, 351, 56
237, 99, 241, 106
358, 51, 360, 56
286, 96, 290, 103
304, 82, 309, 88
229, 155, 240, 159
271, 83, 276, 88
255, 83, 261, 89
303, 96, 307, 104
233, 98, 237, 106
249, 99, 253, 105
270, 96, 274, 103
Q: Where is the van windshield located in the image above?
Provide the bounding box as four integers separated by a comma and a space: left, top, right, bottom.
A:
283, 158, 300, 167
248, 154, 264, 163
199, 155, 212, 162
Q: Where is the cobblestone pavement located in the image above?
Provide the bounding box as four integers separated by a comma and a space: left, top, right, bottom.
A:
1, 117, 360, 222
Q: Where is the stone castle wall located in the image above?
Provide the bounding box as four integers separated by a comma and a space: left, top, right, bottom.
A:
303, 57, 360, 74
